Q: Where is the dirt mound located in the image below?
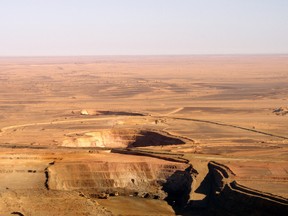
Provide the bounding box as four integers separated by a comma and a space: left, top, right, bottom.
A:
62, 129, 185, 148
273, 107, 288, 116
80, 109, 89, 115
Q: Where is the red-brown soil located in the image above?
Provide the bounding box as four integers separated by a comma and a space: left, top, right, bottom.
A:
0, 55, 287, 215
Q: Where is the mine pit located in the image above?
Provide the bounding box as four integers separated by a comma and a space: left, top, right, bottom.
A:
1, 56, 288, 215
0, 151, 194, 214
61, 129, 185, 148
73, 109, 145, 116
47, 157, 192, 202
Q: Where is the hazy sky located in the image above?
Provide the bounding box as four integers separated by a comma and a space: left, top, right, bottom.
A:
0, 0, 287, 56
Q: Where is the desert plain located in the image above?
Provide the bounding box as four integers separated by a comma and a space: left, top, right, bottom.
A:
0, 55, 287, 215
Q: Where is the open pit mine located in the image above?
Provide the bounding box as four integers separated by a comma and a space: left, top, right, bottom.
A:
0, 56, 288, 215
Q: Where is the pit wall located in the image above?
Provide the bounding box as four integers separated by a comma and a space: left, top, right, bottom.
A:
208, 161, 288, 215
47, 160, 191, 200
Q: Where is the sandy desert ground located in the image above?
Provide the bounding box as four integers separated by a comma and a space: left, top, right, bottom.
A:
0, 55, 287, 215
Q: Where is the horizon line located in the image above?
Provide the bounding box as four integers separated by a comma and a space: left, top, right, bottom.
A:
0, 53, 288, 58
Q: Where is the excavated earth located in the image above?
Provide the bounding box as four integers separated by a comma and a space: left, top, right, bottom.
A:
0, 148, 191, 216
1, 56, 288, 215
61, 129, 185, 148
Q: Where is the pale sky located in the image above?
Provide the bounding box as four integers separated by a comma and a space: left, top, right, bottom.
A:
0, 0, 287, 56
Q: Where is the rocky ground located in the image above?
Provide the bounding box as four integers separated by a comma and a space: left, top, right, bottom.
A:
0, 55, 287, 215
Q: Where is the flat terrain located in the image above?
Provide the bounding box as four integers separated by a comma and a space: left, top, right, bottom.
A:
0, 55, 287, 215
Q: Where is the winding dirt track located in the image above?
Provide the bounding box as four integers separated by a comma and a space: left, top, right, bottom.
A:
1, 113, 287, 140
0, 117, 117, 135
162, 107, 288, 140
168, 116, 288, 140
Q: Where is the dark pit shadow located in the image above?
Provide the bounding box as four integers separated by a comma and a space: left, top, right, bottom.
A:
129, 131, 185, 148
191, 172, 212, 208
162, 166, 192, 214
97, 110, 144, 116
